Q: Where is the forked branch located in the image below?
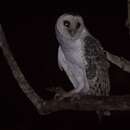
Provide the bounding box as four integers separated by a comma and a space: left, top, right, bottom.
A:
0, 24, 130, 115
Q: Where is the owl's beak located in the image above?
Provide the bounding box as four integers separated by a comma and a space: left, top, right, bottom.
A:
68, 29, 76, 37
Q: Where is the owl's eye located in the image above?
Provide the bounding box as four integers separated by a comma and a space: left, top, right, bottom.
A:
76, 22, 81, 29
63, 20, 70, 28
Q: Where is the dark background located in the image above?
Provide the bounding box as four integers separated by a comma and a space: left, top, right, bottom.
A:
1, 1, 130, 130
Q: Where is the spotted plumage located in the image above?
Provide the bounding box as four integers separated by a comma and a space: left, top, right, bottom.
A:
84, 36, 110, 96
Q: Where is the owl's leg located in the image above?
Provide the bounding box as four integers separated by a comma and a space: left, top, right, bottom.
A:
56, 47, 89, 100
56, 64, 90, 100
55, 67, 82, 100
56, 48, 81, 100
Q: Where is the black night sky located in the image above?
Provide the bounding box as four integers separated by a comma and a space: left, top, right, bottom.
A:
1, 1, 130, 130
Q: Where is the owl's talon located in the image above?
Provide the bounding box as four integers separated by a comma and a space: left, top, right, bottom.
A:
54, 91, 67, 100
54, 93, 62, 100
54, 91, 81, 101
70, 94, 81, 101
54, 92, 72, 100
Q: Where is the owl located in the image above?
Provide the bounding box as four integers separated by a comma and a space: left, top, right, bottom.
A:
55, 14, 110, 102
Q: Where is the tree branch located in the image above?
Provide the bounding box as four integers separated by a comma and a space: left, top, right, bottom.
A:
0, 24, 45, 113
0, 24, 130, 116
39, 95, 130, 115
106, 51, 130, 73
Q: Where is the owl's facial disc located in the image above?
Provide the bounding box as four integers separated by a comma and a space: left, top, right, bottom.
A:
63, 20, 81, 37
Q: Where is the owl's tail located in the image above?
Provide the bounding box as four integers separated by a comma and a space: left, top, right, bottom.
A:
96, 110, 111, 123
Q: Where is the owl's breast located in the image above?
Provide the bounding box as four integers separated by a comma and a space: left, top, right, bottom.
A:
61, 39, 87, 67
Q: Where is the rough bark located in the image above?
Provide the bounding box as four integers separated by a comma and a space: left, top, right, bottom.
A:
39, 95, 130, 115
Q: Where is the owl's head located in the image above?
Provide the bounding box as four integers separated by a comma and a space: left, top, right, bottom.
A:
56, 14, 86, 40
